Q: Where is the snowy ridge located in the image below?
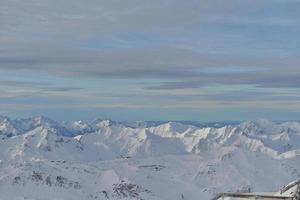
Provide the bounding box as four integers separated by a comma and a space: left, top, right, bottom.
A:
0, 116, 300, 199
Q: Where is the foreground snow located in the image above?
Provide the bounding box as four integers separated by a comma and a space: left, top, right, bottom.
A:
0, 116, 300, 199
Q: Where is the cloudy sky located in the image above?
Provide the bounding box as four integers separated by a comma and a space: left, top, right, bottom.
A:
0, 0, 300, 121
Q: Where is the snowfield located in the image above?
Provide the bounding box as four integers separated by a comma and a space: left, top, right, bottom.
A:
0, 116, 300, 199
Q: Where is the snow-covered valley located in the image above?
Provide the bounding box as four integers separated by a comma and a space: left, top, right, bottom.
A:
1, 116, 300, 199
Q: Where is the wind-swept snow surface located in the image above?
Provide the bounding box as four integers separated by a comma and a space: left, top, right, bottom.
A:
1, 116, 300, 199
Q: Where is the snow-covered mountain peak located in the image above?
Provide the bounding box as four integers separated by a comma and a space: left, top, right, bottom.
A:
239, 118, 275, 134
30, 116, 61, 129
162, 121, 195, 132
27, 116, 74, 137
0, 115, 10, 122
91, 118, 119, 129
1, 116, 300, 199
148, 121, 196, 138
0, 115, 21, 137
68, 120, 93, 134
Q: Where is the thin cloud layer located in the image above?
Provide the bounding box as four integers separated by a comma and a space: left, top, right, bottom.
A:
0, 0, 300, 120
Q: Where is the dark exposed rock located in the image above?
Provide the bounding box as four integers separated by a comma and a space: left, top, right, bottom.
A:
101, 190, 109, 199
138, 165, 166, 171
45, 176, 52, 186
55, 176, 68, 187
13, 176, 21, 184
55, 138, 64, 143
32, 171, 43, 182
112, 180, 151, 200
46, 145, 51, 151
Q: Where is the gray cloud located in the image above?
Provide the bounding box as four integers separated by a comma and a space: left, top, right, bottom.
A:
0, 0, 300, 95
0, 80, 51, 87
145, 72, 300, 90
40, 87, 84, 92
1, 46, 300, 84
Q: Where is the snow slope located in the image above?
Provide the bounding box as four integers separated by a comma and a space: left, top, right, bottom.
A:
0, 116, 300, 199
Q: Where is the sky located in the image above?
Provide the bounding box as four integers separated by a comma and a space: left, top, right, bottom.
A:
0, 0, 300, 121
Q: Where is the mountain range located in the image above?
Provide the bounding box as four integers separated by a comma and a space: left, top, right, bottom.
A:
0, 116, 300, 199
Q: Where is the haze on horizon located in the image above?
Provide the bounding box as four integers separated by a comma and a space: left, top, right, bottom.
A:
0, 0, 300, 121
